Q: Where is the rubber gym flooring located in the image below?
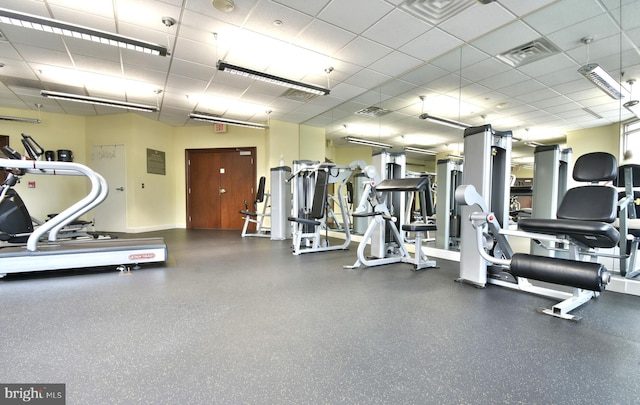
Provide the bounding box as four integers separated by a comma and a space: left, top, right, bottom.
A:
1, 229, 639, 404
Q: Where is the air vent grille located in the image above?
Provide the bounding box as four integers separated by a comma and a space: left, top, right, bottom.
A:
280, 88, 320, 102
400, 0, 477, 25
355, 106, 392, 117
497, 38, 560, 67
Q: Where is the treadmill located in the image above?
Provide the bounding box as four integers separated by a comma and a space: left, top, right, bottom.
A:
0, 152, 167, 277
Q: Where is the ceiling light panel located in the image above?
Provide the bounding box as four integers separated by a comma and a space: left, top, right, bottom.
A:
41, 90, 158, 112
0, 7, 168, 56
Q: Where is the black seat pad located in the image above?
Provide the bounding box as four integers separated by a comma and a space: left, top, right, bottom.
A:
287, 216, 321, 226
402, 223, 437, 232
518, 218, 620, 248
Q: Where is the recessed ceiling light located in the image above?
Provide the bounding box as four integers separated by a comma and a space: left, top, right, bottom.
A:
273, 20, 283, 27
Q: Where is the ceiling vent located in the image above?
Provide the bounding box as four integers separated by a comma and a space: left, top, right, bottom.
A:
400, 0, 477, 25
496, 38, 561, 68
280, 88, 320, 102
355, 106, 392, 117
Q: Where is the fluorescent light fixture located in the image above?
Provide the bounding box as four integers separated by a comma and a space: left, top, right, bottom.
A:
345, 136, 392, 149
419, 113, 470, 130
578, 63, 629, 100
524, 141, 544, 148
41, 90, 158, 112
404, 146, 437, 155
188, 113, 268, 129
0, 115, 40, 124
217, 60, 330, 96
624, 100, 640, 118
0, 7, 168, 56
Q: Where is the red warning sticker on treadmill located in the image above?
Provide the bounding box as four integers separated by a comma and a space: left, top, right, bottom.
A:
129, 253, 156, 260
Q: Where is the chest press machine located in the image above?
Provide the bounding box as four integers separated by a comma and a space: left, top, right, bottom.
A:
456, 125, 613, 320
287, 161, 363, 255
239, 176, 270, 238
344, 165, 437, 270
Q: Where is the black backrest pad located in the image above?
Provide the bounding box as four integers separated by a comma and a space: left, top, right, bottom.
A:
255, 176, 266, 203
557, 185, 618, 222
376, 177, 430, 192
310, 170, 329, 219
573, 152, 617, 182
614, 164, 640, 187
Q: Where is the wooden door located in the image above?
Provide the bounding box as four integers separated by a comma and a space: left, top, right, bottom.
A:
186, 148, 256, 229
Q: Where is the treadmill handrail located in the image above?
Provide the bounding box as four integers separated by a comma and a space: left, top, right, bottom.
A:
48, 171, 108, 241
0, 158, 103, 251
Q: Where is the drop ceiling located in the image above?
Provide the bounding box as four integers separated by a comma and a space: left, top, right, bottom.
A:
0, 0, 639, 159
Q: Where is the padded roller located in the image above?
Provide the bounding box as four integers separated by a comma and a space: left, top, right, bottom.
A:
510, 253, 610, 292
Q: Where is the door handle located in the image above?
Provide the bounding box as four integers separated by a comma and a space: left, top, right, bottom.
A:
116, 187, 124, 191
219, 188, 226, 194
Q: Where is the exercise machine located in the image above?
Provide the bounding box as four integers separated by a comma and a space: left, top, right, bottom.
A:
403, 171, 436, 243
240, 176, 270, 238
456, 125, 613, 320
345, 165, 437, 270
0, 154, 167, 277
287, 161, 361, 255
529, 145, 572, 256
615, 163, 640, 278
270, 165, 292, 240
435, 158, 463, 250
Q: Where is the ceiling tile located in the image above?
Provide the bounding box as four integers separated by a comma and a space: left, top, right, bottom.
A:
367, 51, 422, 78
498, 0, 557, 17
362, 9, 431, 49
244, 1, 313, 43
342, 68, 393, 90
438, 2, 514, 42
48, 5, 115, 32
293, 19, 357, 56
523, 0, 604, 35
462, 58, 511, 82
399, 27, 462, 62
333, 37, 392, 68
318, 0, 394, 35
399, 64, 449, 86
478, 69, 532, 91
272, 0, 331, 16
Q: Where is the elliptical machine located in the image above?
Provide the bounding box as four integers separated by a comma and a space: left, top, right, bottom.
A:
0, 134, 98, 244
0, 169, 34, 244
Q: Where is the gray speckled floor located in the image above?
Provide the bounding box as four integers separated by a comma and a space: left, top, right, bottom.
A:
1, 229, 640, 404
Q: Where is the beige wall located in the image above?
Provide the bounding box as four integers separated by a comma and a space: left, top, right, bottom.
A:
268, 120, 299, 169
1, 107, 87, 222
85, 113, 177, 231
565, 122, 621, 187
